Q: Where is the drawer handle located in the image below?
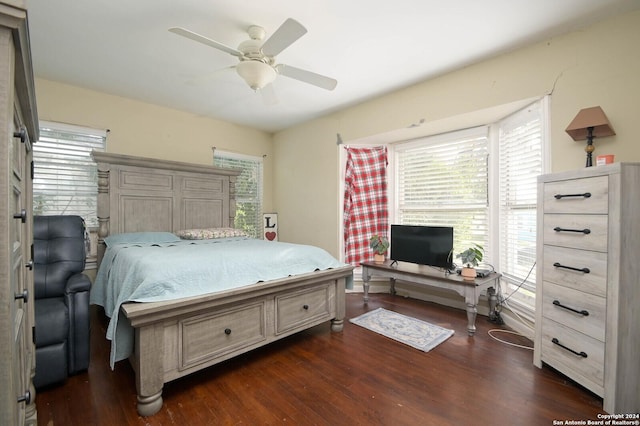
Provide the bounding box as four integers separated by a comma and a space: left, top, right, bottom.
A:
551, 338, 587, 358
17, 390, 31, 404
13, 209, 27, 223
303, 304, 309, 310
553, 262, 590, 274
14, 289, 28, 302
552, 300, 589, 316
554, 192, 591, 199
224, 328, 231, 335
14, 126, 27, 143
553, 226, 590, 234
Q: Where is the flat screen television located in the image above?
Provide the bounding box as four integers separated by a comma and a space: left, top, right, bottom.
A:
390, 225, 454, 269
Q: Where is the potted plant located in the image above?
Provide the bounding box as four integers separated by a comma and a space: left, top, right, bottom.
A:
369, 234, 389, 263
456, 243, 484, 280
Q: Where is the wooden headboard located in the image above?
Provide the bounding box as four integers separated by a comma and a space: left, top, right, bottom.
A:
91, 151, 241, 264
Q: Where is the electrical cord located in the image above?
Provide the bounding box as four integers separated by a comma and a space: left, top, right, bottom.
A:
450, 259, 536, 340
487, 261, 537, 345
502, 297, 535, 333
491, 261, 535, 320
483, 262, 497, 273
498, 261, 536, 306
487, 329, 533, 350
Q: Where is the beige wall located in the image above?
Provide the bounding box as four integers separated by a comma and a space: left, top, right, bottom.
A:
273, 10, 640, 256
34, 79, 275, 212
34, 11, 640, 258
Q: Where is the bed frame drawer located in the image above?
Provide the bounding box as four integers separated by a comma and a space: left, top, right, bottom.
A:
275, 284, 335, 335
178, 301, 267, 370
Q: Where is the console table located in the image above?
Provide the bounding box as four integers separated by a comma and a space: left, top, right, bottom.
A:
361, 260, 500, 336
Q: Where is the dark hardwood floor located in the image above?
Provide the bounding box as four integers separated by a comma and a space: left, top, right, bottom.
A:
35, 293, 604, 425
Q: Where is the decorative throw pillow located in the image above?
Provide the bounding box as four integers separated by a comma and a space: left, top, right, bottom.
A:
175, 228, 248, 240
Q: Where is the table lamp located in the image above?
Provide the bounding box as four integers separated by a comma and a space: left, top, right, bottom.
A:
565, 106, 615, 167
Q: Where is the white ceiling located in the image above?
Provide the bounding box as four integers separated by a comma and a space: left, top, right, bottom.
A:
28, 0, 640, 133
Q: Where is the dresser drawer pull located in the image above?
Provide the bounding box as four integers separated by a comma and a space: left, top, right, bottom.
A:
17, 390, 31, 404
553, 226, 591, 234
14, 289, 28, 301
551, 338, 588, 358
553, 262, 590, 274
552, 299, 589, 316
554, 192, 591, 199
13, 209, 27, 223
13, 126, 27, 143
224, 328, 232, 335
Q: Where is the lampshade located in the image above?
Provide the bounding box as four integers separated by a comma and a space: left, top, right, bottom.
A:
236, 61, 277, 91
565, 106, 616, 140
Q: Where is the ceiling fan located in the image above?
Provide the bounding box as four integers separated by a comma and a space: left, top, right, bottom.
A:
169, 18, 337, 93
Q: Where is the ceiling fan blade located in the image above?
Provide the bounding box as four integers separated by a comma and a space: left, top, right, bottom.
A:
169, 27, 243, 58
276, 64, 337, 91
261, 18, 307, 57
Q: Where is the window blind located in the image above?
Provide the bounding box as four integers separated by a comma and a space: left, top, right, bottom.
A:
498, 101, 543, 315
214, 151, 263, 238
394, 127, 489, 258
33, 122, 107, 227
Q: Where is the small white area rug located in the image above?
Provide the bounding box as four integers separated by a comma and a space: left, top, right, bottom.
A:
349, 307, 454, 352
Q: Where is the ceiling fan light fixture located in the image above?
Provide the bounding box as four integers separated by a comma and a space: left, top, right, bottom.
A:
236, 61, 277, 91
171, 18, 336, 93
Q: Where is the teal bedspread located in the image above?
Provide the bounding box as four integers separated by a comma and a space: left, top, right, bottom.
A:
91, 237, 352, 368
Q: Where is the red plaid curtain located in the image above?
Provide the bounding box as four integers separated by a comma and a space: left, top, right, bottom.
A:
343, 146, 388, 266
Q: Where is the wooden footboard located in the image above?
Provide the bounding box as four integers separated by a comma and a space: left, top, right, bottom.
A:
121, 266, 353, 416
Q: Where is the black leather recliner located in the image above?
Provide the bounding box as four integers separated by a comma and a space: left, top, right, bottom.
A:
33, 215, 92, 389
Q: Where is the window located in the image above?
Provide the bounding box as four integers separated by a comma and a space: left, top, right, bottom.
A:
33, 121, 107, 227
497, 101, 544, 317
390, 99, 546, 318
394, 127, 489, 256
214, 151, 263, 238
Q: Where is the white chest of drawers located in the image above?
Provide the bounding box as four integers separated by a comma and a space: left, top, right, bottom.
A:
533, 163, 640, 414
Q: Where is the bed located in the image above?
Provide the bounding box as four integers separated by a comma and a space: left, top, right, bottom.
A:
90, 152, 354, 416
